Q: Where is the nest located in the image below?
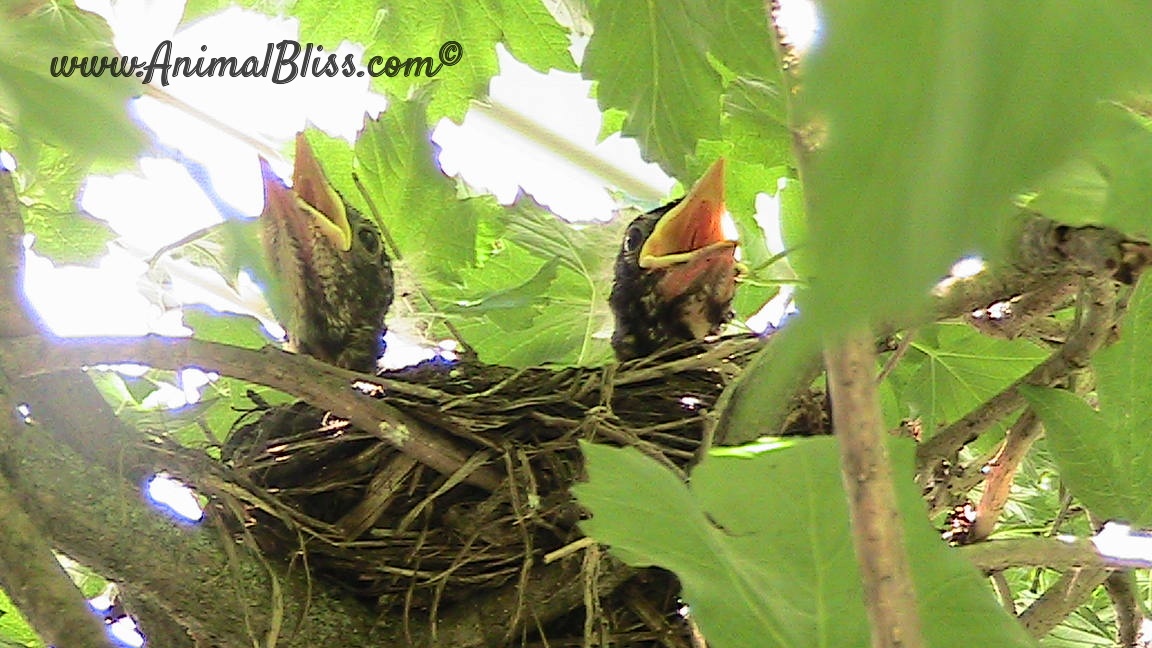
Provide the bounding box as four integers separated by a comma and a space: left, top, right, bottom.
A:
214, 334, 822, 646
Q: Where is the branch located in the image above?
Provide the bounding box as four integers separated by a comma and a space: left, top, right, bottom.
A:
1017, 567, 1109, 639
2, 399, 386, 648
0, 168, 113, 646
917, 276, 1117, 475
0, 335, 503, 491
0, 168, 39, 337
968, 411, 1041, 542
825, 329, 925, 648
1103, 571, 1142, 647
959, 537, 1152, 572
0, 464, 112, 648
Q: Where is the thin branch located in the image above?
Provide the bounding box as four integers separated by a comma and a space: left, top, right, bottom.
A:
959, 537, 1152, 572
917, 276, 1117, 474
1103, 571, 1142, 647
1017, 567, 1109, 639
875, 331, 914, 384
0, 335, 504, 491
825, 328, 925, 648
968, 411, 1041, 542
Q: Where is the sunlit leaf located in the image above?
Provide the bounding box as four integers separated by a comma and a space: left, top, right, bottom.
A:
891, 323, 1046, 438
0, 2, 143, 164
183, 306, 272, 349
584, 0, 781, 176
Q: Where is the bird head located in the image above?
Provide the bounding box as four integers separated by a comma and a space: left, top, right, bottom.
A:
609, 159, 742, 360
260, 134, 395, 372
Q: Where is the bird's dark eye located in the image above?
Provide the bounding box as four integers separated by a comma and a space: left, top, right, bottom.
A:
623, 226, 644, 253
357, 225, 381, 256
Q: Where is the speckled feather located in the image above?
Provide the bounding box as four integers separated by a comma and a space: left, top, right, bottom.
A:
609, 202, 736, 361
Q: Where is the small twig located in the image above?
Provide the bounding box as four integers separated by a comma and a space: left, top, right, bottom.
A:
825, 328, 925, 648
969, 411, 1041, 542
544, 537, 596, 564
142, 85, 284, 160
875, 331, 913, 384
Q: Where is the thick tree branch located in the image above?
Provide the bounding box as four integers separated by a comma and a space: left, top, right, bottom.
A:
826, 329, 925, 648
0, 168, 113, 647
0, 168, 40, 337
0, 335, 503, 491
2, 405, 386, 648
0, 426, 112, 648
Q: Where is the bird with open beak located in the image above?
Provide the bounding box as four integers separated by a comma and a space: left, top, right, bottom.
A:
609, 159, 742, 360
260, 134, 395, 373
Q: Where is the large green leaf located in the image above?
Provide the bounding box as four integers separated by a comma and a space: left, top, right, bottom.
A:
353, 101, 492, 283
1027, 103, 1152, 238
437, 199, 620, 366
890, 323, 1047, 438
0, 135, 116, 264
223, 0, 573, 122
796, 3, 1152, 331
575, 438, 1037, 648
0, 2, 143, 164
1022, 275, 1152, 526
583, 0, 782, 177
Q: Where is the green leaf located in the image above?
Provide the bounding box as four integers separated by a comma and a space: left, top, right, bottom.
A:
183, 306, 272, 350
1022, 274, 1152, 525
584, 0, 782, 176
0, 587, 42, 648
354, 0, 574, 122
584, 1, 721, 177
891, 323, 1046, 438
575, 438, 1037, 648
1018, 386, 1127, 517
1028, 104, 1152, 238
796, 3, 1152, 332
0, 139, 115, 264
354, 102, 489, 283
447, 258, 559, 322
0, 2, 143, 164
438, 199, 620, 366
